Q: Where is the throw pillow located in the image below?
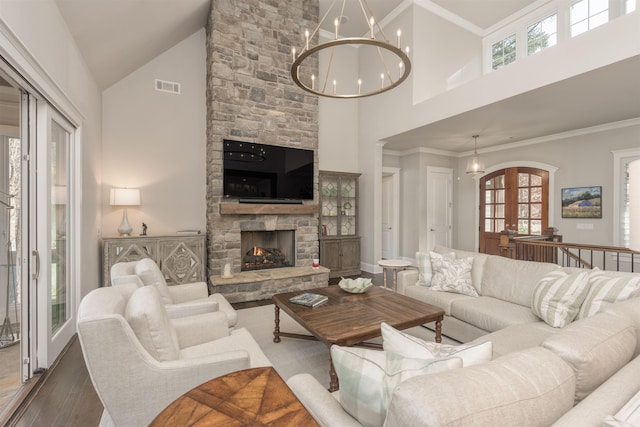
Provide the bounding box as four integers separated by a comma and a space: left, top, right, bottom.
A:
135, 258, 173, 305
577, 272, 640, 319
380, 322, 492, 366
331, 345, 462, 427
416, 251, 454, 286
430, 256, 479, 297
531, 270, 590, 328
125, 285, 180, 361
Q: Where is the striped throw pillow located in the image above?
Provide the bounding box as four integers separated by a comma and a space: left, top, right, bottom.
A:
577, 272, 640, 319
331, 346, 462, 427
531, 270, 590, 328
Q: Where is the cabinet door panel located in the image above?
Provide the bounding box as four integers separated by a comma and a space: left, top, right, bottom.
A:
320, 240, 342, 271
341, 238, 361, 271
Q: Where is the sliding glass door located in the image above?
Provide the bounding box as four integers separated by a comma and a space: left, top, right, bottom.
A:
37, 106, 76, 368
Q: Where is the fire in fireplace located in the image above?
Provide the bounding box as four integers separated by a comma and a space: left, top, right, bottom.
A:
240, 230, 295, 271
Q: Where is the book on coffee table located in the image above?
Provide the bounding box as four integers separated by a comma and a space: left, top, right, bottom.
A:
289, 292, 328, 308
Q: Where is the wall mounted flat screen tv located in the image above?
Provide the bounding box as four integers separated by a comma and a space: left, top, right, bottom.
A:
223, 139, 314, 201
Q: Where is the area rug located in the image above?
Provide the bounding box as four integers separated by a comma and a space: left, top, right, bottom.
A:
235, 303, 458, 389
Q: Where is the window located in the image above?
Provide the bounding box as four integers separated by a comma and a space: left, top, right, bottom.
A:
626, 0, 637, 13
491, 34, 516, 70
571, 0, 609, 37
528, 14, 558, 55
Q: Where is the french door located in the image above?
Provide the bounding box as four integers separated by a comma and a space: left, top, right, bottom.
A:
479, 167, 549, 255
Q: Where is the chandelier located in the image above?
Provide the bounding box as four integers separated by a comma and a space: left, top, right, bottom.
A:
466, 135, 486, 175
291, 0, 411, 99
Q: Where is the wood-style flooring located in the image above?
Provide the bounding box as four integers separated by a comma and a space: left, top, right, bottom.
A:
6, 272, 382, 426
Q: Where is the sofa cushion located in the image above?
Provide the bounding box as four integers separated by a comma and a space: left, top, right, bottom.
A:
134, 258, 173, 305
416, 251, 454, 286
330, 345, 462, 427
542, 310, 637, 403
433, 246, 488, 293
450, 296, 540, 332
125, 285, 180, 361
531, 270, 590, 327
471, 321, 558, 358
577, 271, 640, 319
403, 286, 471, 316
381, 322, 492, 366
482, 256, 561, 307
430, 256, 479, 297
384, 347, 575, 427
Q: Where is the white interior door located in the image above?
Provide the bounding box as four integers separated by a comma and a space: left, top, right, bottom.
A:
426, 167, 452, 251
381, 168, 400, 260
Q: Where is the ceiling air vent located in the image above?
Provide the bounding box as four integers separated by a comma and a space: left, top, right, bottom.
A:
154, 79, 181, 94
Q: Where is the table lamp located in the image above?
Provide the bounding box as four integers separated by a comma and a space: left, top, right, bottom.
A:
110, 188, 140, 236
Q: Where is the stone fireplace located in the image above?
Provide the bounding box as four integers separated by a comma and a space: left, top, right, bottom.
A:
204, 0, 326, 302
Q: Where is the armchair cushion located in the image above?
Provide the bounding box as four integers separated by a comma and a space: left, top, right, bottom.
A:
135, 258, 173, 304
125, 286, 180, 361
167, 281, 209, 303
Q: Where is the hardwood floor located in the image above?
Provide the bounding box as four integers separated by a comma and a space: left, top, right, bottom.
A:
8, 272, 383, 426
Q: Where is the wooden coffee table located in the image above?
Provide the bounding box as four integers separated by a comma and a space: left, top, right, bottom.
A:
150, 366, 319, 426
272, 285, 444, 391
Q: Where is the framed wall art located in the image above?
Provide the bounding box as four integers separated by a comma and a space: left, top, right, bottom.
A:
561, 186, 602, 218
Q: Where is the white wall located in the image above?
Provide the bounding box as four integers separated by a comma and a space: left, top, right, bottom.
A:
102, 29, 207, 237
318, 39, 359, 173
0, 0, 102, 300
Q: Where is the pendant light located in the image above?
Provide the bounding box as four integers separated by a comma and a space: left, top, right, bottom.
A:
466, 135, 485, 175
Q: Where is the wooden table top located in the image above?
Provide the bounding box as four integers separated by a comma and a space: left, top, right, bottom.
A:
150, 366, 319, 426
272, 285, 444, 347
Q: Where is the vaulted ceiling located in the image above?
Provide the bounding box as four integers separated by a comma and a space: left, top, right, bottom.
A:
54, 0, 640, 153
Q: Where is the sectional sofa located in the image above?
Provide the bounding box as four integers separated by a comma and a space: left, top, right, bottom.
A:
287, 247, 640, 426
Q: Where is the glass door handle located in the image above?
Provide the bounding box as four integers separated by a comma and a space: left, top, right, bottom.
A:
32, 250, 40, 280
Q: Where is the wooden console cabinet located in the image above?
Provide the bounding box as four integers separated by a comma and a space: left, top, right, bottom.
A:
102, 234, 206, 287
319, 171, 361, 278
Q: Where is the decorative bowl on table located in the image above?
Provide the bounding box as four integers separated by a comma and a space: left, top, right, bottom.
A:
338, 277, 373, 294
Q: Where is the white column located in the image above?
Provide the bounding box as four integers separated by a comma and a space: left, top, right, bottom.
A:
629, 159, 640, 251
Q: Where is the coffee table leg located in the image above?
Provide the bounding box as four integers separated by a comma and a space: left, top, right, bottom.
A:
328, 350, 339, 392
435, 318, 442, 343
273, 305, 281, 343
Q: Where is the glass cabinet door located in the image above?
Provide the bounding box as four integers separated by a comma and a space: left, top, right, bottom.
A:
319, 171, 359, 238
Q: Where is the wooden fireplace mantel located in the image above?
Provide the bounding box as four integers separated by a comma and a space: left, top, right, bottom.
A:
219, 203, 319, 215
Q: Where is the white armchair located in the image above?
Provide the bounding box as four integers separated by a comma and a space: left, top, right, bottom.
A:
110, 258, 237, 327
77, 284, 271, 427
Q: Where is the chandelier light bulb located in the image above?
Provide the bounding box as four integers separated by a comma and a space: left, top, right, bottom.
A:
290, 0, 412, 99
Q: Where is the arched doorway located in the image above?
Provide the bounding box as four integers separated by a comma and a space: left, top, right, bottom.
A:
479, 167, 549, 255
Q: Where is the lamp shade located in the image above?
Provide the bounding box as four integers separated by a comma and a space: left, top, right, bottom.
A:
110, 188, 140, 206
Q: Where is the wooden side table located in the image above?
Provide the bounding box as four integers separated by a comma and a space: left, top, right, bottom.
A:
150, 367, 319, 426
378, 259, 413, 291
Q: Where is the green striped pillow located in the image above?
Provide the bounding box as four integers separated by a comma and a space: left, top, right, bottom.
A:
531, 270, 590, 328
331, 346, 462, 427
577, 272, 640, 319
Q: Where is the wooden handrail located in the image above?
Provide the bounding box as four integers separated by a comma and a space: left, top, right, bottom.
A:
512, 238, 640, 272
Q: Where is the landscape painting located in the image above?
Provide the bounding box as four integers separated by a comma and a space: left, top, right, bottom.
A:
561, 186, 602, 218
